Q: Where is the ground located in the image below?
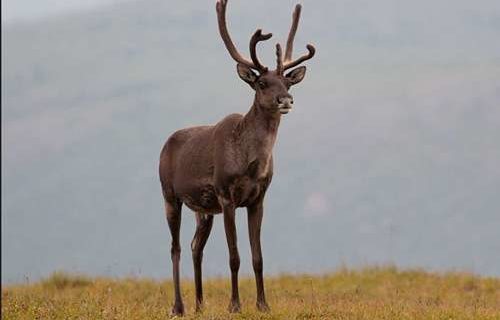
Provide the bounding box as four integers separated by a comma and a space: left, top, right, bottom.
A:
2, 267, 500, 319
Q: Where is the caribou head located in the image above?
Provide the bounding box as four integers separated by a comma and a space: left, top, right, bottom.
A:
216, 0, 316, 115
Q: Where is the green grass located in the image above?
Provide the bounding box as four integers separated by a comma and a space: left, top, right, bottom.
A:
2, 267, 500, 319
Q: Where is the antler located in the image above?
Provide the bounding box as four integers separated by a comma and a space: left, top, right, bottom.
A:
250, 29, 272, 72
285, 4, 301, 61
216, 0, 271, 73
275, 43, 284, 74
282, 4, 316, 71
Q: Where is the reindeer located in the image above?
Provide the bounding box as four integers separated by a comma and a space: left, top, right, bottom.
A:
159, 0, 315, 315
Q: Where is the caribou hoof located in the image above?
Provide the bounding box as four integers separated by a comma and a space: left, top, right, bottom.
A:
195, 301, 204, 313
171, 302, 185, 317
228, 300, 241, 313
257, 301, 270, 312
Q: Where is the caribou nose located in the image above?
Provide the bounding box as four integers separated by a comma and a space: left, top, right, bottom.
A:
278, 96, 294, 106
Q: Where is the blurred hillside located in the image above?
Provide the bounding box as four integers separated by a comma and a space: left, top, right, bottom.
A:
2, 0, 500, 283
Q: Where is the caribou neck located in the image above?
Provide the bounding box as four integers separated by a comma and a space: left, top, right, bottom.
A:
239, 100, 281, 162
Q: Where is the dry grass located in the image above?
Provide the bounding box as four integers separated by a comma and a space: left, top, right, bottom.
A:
2, 267, 500, 319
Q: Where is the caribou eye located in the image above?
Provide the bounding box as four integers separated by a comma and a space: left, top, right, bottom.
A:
258, 80, 267, 88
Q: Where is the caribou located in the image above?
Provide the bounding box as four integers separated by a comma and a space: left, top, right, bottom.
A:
159, 0, 315, 315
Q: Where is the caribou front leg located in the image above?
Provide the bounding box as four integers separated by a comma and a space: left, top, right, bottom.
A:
247, 200, 270, 312
221, 200, 241, 313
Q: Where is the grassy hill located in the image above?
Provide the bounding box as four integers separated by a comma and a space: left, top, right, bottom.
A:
2, 267, 499, 319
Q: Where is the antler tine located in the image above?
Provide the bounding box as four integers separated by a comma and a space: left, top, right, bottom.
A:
284, 44, 316, 70
250, 29, 272, 72
276, 43, 283, 74
282, 3, 315, 71
285, 4, 302, 62
216, 0, 256, 69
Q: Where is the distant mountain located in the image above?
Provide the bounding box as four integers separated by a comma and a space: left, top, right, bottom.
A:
2, 0, 500, 283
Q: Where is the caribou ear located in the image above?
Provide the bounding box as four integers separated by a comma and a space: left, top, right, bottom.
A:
285, 66, 306, 85
237, 63, 258, 87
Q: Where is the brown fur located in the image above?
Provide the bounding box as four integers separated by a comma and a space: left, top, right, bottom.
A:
159, 0, 315, 315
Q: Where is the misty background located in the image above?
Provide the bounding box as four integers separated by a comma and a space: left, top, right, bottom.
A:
2, 0, 500, 284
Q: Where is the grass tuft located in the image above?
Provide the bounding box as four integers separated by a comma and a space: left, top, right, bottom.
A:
40, 271, 92, 290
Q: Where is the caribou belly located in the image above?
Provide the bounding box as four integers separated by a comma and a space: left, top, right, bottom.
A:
181, 184, 221, 214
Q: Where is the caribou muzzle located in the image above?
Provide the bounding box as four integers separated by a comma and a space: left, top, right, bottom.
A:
278, 97, 293, 114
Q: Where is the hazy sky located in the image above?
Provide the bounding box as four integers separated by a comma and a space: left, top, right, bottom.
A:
2, 0, 500, 284
2, 0, 127, 23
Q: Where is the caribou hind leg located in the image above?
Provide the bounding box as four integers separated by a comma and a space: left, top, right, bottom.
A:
165, 198, 184, 316
191, 212, 214, 312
